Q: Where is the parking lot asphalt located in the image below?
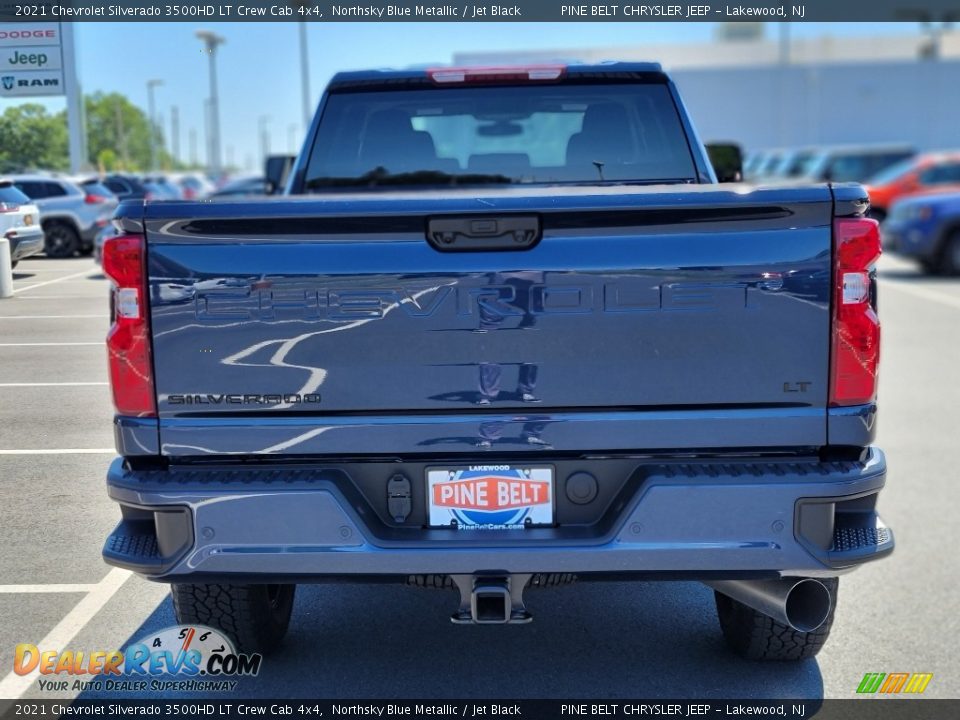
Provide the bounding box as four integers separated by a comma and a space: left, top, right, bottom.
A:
0, 253, 957, 701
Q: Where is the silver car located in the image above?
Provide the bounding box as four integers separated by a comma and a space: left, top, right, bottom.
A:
0, 179, 44, 268
10, 175, 118, 258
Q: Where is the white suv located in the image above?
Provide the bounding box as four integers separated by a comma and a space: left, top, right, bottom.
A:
0, 180, 43, 268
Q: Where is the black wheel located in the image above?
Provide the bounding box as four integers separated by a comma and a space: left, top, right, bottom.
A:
939, 229, 960, 276
714, 578, 838, 661
43, 222, 80, 258
78, 244, 94, 257
170, 583, 296, 654
919, 258, 941, 275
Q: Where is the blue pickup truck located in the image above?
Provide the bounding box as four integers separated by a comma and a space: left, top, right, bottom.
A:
101, 63, 892, 660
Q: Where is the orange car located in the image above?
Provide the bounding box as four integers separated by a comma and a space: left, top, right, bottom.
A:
866, 152, 960, 221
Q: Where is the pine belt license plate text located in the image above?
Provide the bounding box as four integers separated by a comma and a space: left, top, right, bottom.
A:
427, 465, 554, 529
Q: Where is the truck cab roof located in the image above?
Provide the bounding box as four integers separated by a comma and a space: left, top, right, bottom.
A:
327, 62, 666, 89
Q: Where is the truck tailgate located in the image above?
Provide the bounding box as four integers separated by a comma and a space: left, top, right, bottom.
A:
144, 184, 835, 456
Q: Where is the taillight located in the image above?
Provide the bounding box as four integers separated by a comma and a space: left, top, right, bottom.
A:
0, 202, 20, 213
427, 65, 566, 84
103, 234, 156, 417
85, 193, 108, 204
830, 217, 881, 407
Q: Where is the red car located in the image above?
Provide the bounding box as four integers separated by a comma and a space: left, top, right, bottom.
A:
866, 152, 960, 221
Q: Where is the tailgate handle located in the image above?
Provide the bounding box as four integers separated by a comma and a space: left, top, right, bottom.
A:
426, 215, 541, 252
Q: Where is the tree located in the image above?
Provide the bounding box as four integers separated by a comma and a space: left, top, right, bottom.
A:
0, 104, 69, 172
0, 92, 180, 173
84, 91, 158, 172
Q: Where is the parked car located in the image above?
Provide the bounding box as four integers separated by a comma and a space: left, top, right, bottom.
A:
143, 175, 185, 200
0, 179, 43, 268
208, 175, 266, 199
772, 147, 818, 179
741, 150, 765, 179
170, 172, 215, 200
102, 174, 153, 202
865, 152, 960, 221
882, 191, 960, 274
10, 174, 118, 258
93, 222, 119, 266
752, 148, 786, 179
787, 144, 916, 185
102, 62, 892, 662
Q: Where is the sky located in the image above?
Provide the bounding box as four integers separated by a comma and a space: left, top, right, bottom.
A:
0, 21, 923, 172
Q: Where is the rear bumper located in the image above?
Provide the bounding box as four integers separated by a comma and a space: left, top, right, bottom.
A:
7, 229, 44, 261
103, 448, 893, 582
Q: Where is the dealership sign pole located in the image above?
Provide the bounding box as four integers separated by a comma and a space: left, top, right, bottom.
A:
0, 22, 85, 173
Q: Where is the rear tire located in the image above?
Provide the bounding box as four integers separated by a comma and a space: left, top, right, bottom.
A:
919, 258, 941, 275
939, 229, 960, 276
78, 244, 94, 257
714, 578, 838, 661
170, 583, 296, 654
43, 222, 80, 258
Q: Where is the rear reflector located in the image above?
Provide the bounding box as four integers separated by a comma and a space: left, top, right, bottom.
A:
103, 234, 156, 417
830, 217, 881, 407
428, 65, 566, 84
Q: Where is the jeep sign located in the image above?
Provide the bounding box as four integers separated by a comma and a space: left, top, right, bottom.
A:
0, 23, 64, 97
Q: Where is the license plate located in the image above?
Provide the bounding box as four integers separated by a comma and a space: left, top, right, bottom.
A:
427, 465, 554, 529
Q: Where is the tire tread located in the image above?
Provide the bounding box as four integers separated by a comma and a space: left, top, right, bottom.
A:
171, 583, 294, 655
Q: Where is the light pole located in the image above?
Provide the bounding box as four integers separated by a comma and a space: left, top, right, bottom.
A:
288, 123, 297, 153
146, 78, 163, 172
196, 29, 226, 175
170, 105, 180, 165
259, 115, 271, 168
298, 21, 311, 130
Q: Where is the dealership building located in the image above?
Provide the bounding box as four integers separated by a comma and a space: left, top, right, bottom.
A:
453, 26, 960, 152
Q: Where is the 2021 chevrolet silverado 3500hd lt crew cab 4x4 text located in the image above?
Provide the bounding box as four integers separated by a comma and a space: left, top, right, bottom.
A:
101, 63, 892, 660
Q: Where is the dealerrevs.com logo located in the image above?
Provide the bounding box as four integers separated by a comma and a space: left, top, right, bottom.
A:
14, 625, 262, 693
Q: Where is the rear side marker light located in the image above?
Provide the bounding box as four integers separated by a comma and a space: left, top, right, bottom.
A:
103, 234, 156, 418
830, 217, 881, 407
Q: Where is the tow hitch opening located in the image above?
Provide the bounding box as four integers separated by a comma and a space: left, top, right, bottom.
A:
450, 574, 533, 625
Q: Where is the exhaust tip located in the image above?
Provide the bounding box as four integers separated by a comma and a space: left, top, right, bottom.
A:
784, 579, 832, 632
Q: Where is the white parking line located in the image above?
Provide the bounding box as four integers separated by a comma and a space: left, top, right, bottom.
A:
0, 449, 115, 455
0, 568, 132, 699
0, 315, 103, 319
0, 382, 107, 387
0, 583, 98, 593
12, 268, 100, 295
13, 296, 107, 300
0, 342, 101, 347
